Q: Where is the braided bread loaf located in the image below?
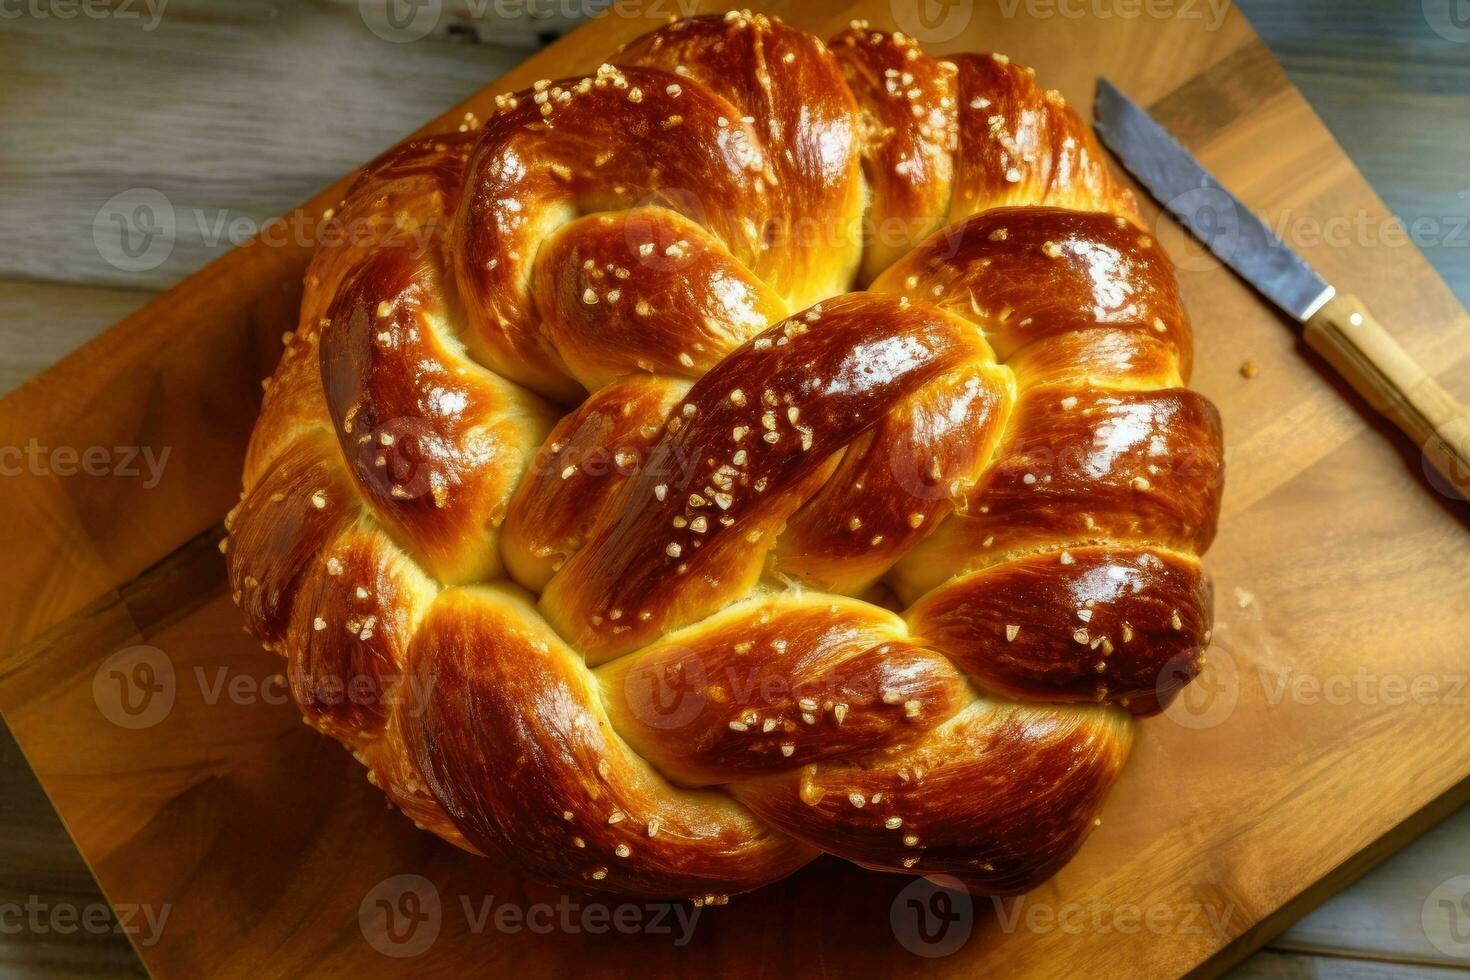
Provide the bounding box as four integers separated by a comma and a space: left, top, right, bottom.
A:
226, 11, 1223, 901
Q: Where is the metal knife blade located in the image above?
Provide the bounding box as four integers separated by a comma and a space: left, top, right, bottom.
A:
1093, 77, 1335, 322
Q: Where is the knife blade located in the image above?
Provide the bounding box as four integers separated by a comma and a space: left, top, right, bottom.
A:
1091, 77, 1470, 497
1093, 77, 1335, 322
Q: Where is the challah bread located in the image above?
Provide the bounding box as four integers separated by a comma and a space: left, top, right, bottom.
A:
226, 11, 1223, 901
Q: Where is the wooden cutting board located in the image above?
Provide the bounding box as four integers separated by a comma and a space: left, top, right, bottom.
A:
2, 1, 1468, 976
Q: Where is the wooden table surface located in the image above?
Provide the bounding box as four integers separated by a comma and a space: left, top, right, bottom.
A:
1, 1, 1467, 977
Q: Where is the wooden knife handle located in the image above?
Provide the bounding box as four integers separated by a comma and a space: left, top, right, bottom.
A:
1305, 292, 1470, 496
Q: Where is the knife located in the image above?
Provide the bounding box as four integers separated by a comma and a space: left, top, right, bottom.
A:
1094, 77, 1470, 497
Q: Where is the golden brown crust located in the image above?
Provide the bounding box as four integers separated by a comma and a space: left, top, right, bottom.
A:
829, 27, 957, 284
949, 54, 1140, 226
453, 63, 774, 402
246, 133, 478, 485
732, 701, 1132, 893
597, 594, 970, 786
401, 586, 816, 897
283, 523, 437, 743
768, 361, 1014, 594
873, 206, 1190, 376
891, 384, 1223, 600
320, 249, 556, 583
226, 13, 1224, 900
532, 208, 788, 390
906, 546, 1212, 713
501, 375, 690, 592
227, 429, 361, 646
539, 294, 989, 662
617, 12, 865, 307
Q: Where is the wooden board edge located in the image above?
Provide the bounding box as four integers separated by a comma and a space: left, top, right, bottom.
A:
0, 707, 157, 977
1188, 773, 1470, 978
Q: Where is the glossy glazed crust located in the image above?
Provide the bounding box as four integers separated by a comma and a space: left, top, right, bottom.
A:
225, 11, 1223, 901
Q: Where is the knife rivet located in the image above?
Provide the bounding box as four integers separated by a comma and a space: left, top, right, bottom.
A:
1349, 312, 1363, 327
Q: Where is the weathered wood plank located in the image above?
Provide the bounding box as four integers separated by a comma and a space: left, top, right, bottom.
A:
0, 280, 155, 397
0, 0, 529, 291
1238, 1, 1470, 303
1232, 950, 1470, 980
